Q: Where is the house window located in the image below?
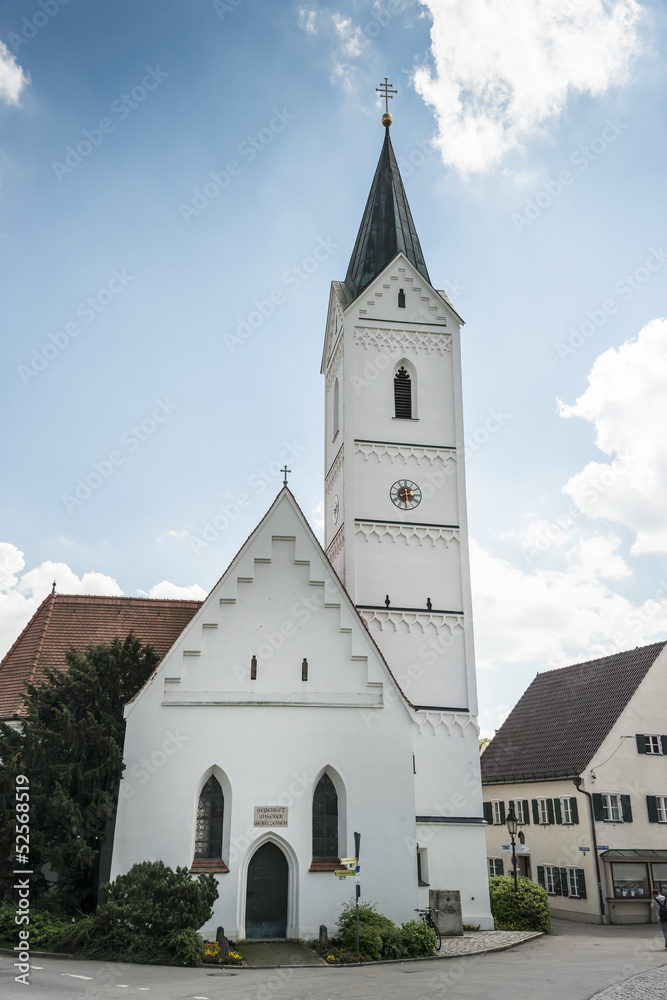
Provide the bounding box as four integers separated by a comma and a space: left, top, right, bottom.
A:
611, 862, 649, 898
567, 868, 580, 897
537, 798, 550, 824
645, 735, 662, 755
398, 288, 406, 308
492, 800, 505, 825
417, 847, 429, 885
602, 793, 622, 822
656, 796, 667, 822
312, 773, 338, 860
544, 865, 557, 894
488, 857, 504, 876
560, 797, 573, 824
513, 800, 527, 824
394, 367, 412, 419
195, 776, 224, 859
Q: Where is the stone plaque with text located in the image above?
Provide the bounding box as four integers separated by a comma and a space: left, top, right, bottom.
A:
254, 806, 288, 827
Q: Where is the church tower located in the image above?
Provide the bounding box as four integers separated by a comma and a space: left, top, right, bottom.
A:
322, 106, 477, 716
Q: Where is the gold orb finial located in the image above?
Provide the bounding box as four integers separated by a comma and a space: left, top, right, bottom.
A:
376, 77, 397, 126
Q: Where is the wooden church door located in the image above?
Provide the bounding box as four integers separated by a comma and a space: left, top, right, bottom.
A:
245, 842, 288, 938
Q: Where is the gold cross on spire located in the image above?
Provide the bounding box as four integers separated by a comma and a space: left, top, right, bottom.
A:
376, 77, 397, 126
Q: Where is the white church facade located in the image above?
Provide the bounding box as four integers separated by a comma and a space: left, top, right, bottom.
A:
109, 114, 494, 938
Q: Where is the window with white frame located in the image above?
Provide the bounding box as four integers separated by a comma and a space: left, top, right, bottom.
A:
602, 793, 622, 822
513, 800, 526, 824
657, 796, 667, 823
492, 800, 504, 825
488, 857, 503, 876
566, 867, 580, 897
544, 864, 557, 894
645, 735, 663, 755
537, 798, 550, 824
561, 797, 573, 824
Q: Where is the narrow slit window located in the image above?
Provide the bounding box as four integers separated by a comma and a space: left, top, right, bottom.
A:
398, 288, 406, 308
195, 776, 224, 859
394, 367, 412, 419
312, 773, 338, 859
333, 378, 339, 439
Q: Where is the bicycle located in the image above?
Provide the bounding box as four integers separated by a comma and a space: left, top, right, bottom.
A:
414, 907, 441, 951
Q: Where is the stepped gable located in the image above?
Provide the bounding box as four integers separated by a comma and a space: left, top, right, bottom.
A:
480, 641, 667, 784
0, 594, 201, 720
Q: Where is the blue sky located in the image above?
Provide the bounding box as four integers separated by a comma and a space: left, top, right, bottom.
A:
1, 0, 666, 734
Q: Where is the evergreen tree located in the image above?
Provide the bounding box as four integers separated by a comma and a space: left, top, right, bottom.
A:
0, 633, 159, 912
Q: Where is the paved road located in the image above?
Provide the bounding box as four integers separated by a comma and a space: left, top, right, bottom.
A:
1, 920, 666, 1000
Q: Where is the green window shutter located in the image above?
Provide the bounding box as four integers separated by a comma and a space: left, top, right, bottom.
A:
499, 802, 506, 825
662, 736, 667, 755
570, 797, 579, 824
554, 798, 563, 824
621, 794, 633, 822
523, 799, 530, 825
536, 865, 545, 888
592, 793, 604, 821
553, 867, 562, 895
636, 734, 647, 754
576, 869, 587, 899
647, 795, 659, 823
532, 799, 540, 824
546, 799, 555, 824
560, 868, 569, 896
483, 802, 493, 824
497, 858, 504, 875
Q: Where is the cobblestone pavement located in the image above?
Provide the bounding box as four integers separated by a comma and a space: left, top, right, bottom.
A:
590, 965, 667, 999
433, 929, 541, 957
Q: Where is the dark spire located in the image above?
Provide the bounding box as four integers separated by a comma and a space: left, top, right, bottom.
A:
344, 126, 431, 302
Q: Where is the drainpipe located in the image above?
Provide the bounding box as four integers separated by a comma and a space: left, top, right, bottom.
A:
573, 776, 606, 924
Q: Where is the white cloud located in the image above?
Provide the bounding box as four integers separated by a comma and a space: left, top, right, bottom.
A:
298, 5, 318, 33
413, 0, 642, 174
559, 317, 667, 554
144, 580, 207, 600
0, 544, 123, 660
470, 534, 667, 677
0, 41, 29, 106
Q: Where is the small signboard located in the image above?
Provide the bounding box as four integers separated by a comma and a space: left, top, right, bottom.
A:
253, 806, 288, 827
597, 845, 609, 851
501, 844, 530, 854
334, 869, 355, 877
579, 847, 591, 853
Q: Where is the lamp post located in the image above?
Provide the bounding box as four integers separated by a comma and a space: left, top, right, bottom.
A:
507, 803, 519, 891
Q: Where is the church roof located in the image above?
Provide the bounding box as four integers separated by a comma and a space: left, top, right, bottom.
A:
343, 126, 431, 302
0, 593, 201, 720
480, 641, 667, 784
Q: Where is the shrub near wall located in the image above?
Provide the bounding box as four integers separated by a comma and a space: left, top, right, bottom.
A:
488, 876, 550, 932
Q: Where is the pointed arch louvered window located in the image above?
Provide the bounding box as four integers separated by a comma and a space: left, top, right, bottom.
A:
195, 775, 224, 859
394, 366, 412, 419
333, 378, 340, 439
312, 773, 338, 859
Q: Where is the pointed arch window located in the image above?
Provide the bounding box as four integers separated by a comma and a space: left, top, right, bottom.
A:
333, 378, 340, 439
195, 775, 224, 860
312, 773, 339, 861
394, 366, 412, 419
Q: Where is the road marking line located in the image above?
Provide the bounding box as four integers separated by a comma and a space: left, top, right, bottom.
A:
61, 974, 94, 979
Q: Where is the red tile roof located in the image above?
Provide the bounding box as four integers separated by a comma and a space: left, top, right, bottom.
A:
0, 594, 202, 720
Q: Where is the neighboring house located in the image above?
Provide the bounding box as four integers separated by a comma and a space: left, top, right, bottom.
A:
481, 642, 667, 924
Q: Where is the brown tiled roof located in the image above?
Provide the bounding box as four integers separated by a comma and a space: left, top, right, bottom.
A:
480, 641, 667, 784
0, 594, 202, 720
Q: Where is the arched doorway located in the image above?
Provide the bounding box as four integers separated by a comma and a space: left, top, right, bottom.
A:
245, 842, 288, 938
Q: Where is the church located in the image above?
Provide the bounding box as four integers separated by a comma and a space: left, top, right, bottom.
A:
2, 97, 494, 937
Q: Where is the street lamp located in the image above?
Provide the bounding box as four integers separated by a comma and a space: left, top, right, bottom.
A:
506, 803, 519, 891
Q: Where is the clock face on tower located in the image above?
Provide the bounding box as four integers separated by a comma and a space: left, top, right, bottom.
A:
390, 480, 422, 510
332, 494, 339, 524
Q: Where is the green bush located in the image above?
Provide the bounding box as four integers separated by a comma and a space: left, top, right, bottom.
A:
0, 902, 73, 950
337, 901, 437, 960
488, 876, 551, 933
56, 861, 219, 966
399, 918, 436, 956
